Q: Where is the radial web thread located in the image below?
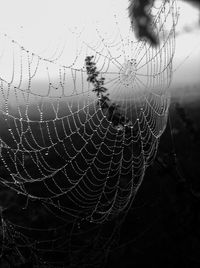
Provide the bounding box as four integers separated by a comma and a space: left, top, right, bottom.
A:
0, 1, 178, 266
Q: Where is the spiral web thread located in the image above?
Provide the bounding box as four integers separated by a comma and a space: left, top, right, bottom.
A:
0, 0, 178, 267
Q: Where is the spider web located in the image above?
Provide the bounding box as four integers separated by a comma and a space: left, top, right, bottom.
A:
0, 0, 178, 267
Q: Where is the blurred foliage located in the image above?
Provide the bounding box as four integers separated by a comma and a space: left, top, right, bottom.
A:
105, 100, 200, 267
0, 99, 200, 267
128, 0, 200, 46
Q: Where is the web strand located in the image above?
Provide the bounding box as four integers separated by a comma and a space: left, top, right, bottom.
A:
0, 1, 178, 266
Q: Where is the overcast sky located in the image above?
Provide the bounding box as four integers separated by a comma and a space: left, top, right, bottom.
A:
171, 0, 200, 92
0, 0, 199, 96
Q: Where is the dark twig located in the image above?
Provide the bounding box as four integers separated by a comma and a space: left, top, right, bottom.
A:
85, 56, 132, 129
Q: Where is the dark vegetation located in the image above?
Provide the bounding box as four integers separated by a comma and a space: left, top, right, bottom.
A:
1, 95, 200, 267
106, 97, 200, 268
85, 55, 132, 129
1, 73, 200, 268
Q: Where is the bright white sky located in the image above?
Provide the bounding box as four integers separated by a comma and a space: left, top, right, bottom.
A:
171, 0, 200, 92
0, 0, 199, 93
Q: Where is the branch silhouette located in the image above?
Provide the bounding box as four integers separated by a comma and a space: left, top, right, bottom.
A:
85, 56, 132, 129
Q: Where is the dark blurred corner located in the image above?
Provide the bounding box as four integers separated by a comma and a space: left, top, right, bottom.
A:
128, 0, 200, 46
